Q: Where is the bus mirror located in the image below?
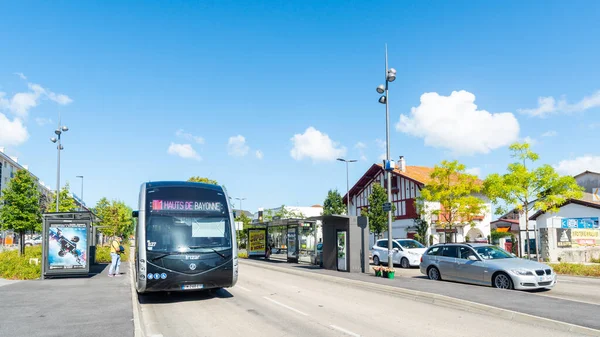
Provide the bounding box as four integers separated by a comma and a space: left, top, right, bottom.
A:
132, 211, 139, 218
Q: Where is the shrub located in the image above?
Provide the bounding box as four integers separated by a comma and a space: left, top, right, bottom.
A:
238, 251, 248, 259
0, 246, 42, 280
95, 245, 130, 263
551, 263, 600, 277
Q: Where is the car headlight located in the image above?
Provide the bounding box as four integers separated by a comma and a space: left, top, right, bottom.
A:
511, 269, 534, 276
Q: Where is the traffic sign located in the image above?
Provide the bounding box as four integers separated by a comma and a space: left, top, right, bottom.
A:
593, 188, 600, 202
382, 202, 392, 212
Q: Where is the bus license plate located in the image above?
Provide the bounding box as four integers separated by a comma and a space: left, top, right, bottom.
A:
182, 284, 204, 290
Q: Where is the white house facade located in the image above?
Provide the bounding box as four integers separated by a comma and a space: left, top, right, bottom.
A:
343, 157, 492, 247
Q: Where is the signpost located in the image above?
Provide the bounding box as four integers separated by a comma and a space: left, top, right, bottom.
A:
382, 202, 392, 212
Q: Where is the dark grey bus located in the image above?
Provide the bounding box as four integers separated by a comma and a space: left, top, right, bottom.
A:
132, 181, 238, 294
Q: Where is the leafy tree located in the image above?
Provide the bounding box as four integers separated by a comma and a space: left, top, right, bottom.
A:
484, 142, 583, 259
419, 160, 486, 243
94, 198, 134, 241
235, 213, 252, 247
48, 182, 78, 212
412, 218, 430, 246
366, 184, 394, 240
322, 189, 346, 215
187, 176, 218, 185
0, 170, 41, 255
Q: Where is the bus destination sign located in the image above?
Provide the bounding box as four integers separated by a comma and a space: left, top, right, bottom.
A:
151, 200, 223, 212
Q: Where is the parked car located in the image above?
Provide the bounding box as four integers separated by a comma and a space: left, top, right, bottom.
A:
371, 238, 427, 268
420, 243, 556, 290
25, 235, 42, 246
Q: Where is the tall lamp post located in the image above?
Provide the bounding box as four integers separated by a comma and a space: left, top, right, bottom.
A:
376, 44, 397, 269
235, 197, 246, 214
336, 158, 357, 215
76, 175, 84, 211
50, 124, 69, 212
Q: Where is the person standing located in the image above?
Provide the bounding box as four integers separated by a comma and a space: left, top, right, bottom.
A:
108, 236, 123, 277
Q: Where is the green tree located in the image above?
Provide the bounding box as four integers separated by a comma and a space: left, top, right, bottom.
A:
366, 184, 394, 239
235, 213, 252, 247
48, 182, 78, 212
322, 189, 346, 215
0, 170, 42, 255
483, 142, 583, 259
187, 176, 218, 185
419, 160, 486, 243
412, 218, 430, 246
94, 198, 134, 241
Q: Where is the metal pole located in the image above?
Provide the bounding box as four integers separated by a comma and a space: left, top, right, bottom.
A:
385, 44, 393, 269
80, 176, 83, 210
56, 134, 61, 212
346, 161, 350, 215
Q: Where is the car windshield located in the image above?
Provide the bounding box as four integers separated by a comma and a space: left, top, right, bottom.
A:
397, 239, 425, 249
475, 245, 513, 260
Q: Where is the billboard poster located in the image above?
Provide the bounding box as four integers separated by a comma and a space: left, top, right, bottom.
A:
337, 231, 347, 271
556, 228, 572, 248
571, 229, 600, 247
287, 228, 297, 259
248, 229, 266, 256
47, 223, 88, 270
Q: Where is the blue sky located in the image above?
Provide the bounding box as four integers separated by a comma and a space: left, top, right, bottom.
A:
1, 1, 599, 214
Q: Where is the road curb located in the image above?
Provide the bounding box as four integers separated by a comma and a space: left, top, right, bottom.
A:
129, 250, 145, 337
240, 259, 600, 337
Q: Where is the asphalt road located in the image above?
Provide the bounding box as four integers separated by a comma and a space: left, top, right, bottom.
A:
137, 262, 589, 337
397, 266, 600, 305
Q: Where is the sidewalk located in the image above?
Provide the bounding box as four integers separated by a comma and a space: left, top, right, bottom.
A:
0, 263, 134, 337
242, 258, 600, 331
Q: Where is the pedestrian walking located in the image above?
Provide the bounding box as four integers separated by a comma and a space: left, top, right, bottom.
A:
108, 236, 124, 277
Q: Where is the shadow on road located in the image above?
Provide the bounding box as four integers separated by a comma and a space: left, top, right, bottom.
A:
137, 288, 234, 304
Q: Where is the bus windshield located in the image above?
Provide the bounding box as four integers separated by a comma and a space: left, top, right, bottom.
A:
145, 186, 232, 253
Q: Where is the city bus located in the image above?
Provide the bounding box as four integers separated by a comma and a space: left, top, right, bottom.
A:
132, 181, 238, 294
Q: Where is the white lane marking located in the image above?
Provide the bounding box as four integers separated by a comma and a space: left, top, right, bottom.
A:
263, 296, 309, 316
330, 325, 361, 337
236, 285, 251, 292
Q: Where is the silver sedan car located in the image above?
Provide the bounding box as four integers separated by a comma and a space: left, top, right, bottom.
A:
420, 243, 557, 290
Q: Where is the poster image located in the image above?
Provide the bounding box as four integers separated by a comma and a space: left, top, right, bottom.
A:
556, 228, 572, 248
287, 228, 297, 259
248, 230, 266, 256
48, 224, 87, 270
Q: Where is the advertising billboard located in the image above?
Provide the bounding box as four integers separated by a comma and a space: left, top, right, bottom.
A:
248, 229, 266, 256
47, 223, 88, 270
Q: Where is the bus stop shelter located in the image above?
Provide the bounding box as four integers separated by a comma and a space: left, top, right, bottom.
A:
246, 218, 318, 263
306, 215, 369, 273
41, 211, 102, 279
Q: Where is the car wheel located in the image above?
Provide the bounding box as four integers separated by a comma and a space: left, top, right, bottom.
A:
493, 272, 514, 290
401, 258, 410, 268
373, 255, 380, 266
427, 266, 442, 281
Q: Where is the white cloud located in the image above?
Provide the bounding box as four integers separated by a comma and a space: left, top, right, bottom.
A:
355, 142, 367, 161
35, 117, 53, 126
396, 90, 520, 155
255, 150, 264, 159
290, 127, 346, 162
518, 90, 600, 117
465, 167, 481, 177
554, 155, 600, 176
228, 135, 250, 157
0, 82, 72, 118
522, 136, 537, 145
167, 143, 201, 160
15, 72, 27, 80
0, 113, 29, 146
175, 129, 205, 144
542, 130, 557, 137
375, 139, 386, 149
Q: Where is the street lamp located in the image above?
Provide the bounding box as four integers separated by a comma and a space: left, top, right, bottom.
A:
50, 124, 68, 212
235, 197, 246, 213
376, 44, 397, 269
76, 175, 84, 211
337, 158, 357, 215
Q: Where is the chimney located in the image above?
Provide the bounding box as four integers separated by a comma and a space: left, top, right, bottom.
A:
10, 156, 18, 163
0, 147, 4, 153
399, 156, 406, 172
23, 165, 29, 170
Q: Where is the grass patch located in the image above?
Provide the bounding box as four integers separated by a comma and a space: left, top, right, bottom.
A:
551, 262, 600, 277
95, 245, 130, 263
0, 246, 42, 280
592, 257, 600, 264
